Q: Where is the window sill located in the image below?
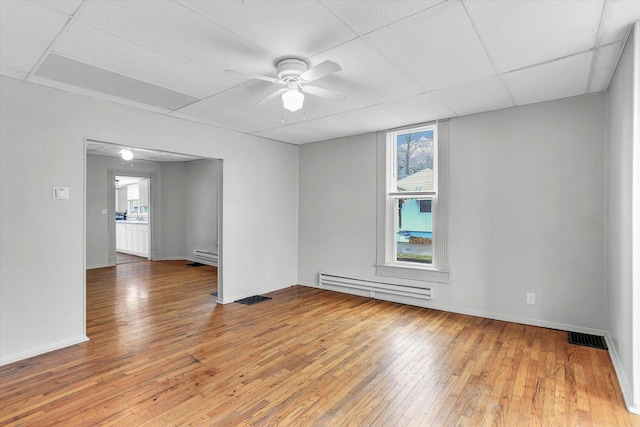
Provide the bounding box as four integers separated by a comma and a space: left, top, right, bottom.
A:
375, 263, 450, 284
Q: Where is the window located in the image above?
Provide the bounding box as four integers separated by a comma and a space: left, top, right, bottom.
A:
375, 121, 449, 283
387, 125, 436, 266
419, 200, 432, 214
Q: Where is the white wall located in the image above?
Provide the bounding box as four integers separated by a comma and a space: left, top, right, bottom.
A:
185, 159, 219, 259
159, 161, 188, 260
299, 93, 607, 333
606, 24, 638, 411
0, 77, 298, 365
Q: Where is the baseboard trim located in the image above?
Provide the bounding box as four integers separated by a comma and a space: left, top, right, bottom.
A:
86, 263, 111, 270
0, 335, 89, 366
605, 334, 636, 413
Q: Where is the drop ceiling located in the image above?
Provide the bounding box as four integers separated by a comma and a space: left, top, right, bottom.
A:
1, 0, 638, 145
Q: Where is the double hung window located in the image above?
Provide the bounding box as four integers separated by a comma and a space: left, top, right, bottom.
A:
387, 125, 436, 266
376, 122, 449, 283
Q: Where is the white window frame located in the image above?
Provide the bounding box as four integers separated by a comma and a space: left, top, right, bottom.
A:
376, 121, 450, 284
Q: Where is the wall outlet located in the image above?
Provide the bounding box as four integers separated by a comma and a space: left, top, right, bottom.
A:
526, 292, 536, 305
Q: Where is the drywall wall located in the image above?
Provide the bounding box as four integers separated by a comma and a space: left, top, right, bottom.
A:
0, 76, 298, 364
185, 159, 219, 259
606, 24, 638, 411
299, 93, 607, 333
86, 154, 163, 268
158, 161, 187, 260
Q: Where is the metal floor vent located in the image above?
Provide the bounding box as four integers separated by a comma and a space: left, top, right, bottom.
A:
235, 295, 272, 305
568, 332, 608, 350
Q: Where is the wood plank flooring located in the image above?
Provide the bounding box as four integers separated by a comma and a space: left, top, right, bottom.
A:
1, 260, 638, 426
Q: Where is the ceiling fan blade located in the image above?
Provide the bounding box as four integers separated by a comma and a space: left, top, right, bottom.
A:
225, 69, 282, 84
299, 60, 342, 82
257, 87, 287, 105
301, 85, 347, 102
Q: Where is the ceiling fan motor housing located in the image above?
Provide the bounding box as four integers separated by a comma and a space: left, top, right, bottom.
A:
276, 58, 308, 81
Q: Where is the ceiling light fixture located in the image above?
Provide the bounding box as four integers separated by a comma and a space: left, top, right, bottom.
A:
281, 83, 304, 112
120, 148, 133, 161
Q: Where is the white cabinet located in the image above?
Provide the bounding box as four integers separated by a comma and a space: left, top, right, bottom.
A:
127, 183, 139, 200
115, 222, 148, 257
138, 179, 149, 207
116, 222, 126, 251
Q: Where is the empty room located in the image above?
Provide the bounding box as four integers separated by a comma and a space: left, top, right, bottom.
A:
1, 0, 639, 425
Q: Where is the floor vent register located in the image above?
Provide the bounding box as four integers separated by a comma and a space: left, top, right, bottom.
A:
568, 331, 608, 350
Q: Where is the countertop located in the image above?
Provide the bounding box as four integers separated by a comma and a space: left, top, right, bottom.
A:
116, 219, 149, 224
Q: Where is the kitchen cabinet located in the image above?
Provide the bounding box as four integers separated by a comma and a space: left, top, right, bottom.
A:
115, 221, 148, 257
138, 179, 149, 207
127, 183, 139, 200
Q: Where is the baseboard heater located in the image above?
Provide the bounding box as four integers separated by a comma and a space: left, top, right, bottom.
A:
319, 273, 432, 300
193, 250, 218, 265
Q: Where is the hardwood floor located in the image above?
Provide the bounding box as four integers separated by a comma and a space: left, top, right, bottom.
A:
1, 260, 638, 426
116, 251, 148, 264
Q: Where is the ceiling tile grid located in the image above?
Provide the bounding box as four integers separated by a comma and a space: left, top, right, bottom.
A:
1, 0, 639, 146
364, 0, 496, 91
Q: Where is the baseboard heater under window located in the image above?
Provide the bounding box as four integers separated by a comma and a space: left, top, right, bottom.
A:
193, 250, 218, 265
319, 273, 431, 300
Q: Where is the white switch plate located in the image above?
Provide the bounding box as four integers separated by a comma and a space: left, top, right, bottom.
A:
526, 292, 536, 305
101, 209, 108, 215
53, 186, 69, 199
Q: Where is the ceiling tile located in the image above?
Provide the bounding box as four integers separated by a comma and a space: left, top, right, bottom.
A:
376, 93, 456, 124
317, 1, 444, 35
52, 21, 235, 98
306, 38, 423, 106
31, 0, 83, 16
0, 1, 69, 50
597, 0, 640, 45
364, 1, 495, 91
466, 0, 603, 73
316, 106, 401, 135
0, 37, 45, 73
253, 124, 330, 145
34, 54, 198, 110
504, 51, 593, 106
74, 0, 273, 76
182, 0, 356, 58
256, 106, 399, 144
588, 42, 623, 92
0, 64, 29, 80
175, 86, 288, 133
431, 75, 514, 116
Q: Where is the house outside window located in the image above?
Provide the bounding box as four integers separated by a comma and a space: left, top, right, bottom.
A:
376, 121, 450, 284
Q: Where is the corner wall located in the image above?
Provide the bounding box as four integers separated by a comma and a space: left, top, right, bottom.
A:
605, 22, 639, 413
299, 93, 607, 333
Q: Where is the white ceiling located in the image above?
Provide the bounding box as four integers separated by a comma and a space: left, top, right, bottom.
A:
1, 0, 639, 145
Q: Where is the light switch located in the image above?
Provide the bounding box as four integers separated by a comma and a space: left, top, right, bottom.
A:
53, 186, 69, 199
101, 209, 108, 215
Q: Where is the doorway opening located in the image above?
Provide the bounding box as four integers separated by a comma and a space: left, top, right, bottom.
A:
115, 176, 150, 265
84, 138, 224, 303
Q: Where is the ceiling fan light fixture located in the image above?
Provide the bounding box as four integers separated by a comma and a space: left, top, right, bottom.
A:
120, 148, 133, 161
282, 87, 304, 112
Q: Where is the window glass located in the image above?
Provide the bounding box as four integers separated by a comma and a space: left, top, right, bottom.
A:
395, 198, 432, 264
395, 130, 435, 192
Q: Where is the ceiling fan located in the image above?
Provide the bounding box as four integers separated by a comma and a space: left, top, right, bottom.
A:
226, 58, 347, 112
